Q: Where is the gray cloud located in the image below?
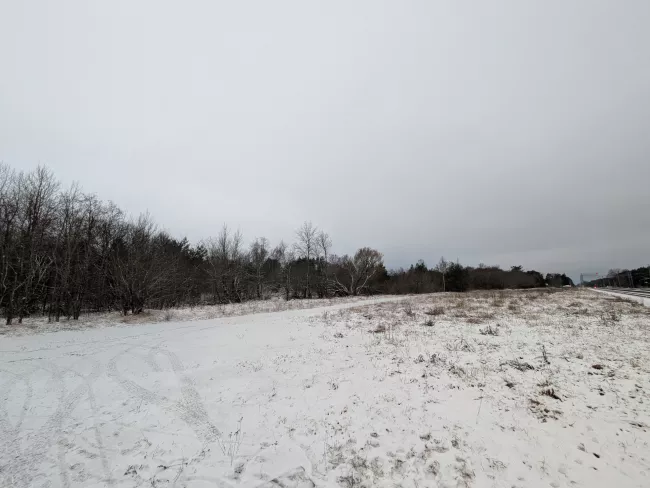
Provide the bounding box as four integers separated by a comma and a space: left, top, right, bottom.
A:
1, 1, 649, 282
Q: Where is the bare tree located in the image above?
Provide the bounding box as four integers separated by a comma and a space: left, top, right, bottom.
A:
317, 231, 332, 262
435, 256, 449, 292
204, 225, 246, 303
108, 213, 179, 314
49, 183, 90, 321
332, 247, 384, 296
315, 231, 332, 298
11, 167, 58, 323
606, 268, 623, 286
94, 201, 125, 311
204, 227, 227, 304
70, 194, 102, 318
250, 237, 270, 299
272, 241, 295, 301
294, 221, 318, 298
0, 164, 21, 323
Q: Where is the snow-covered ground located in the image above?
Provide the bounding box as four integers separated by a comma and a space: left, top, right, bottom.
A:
1, 289, 649, 487
0, 295, 382, 337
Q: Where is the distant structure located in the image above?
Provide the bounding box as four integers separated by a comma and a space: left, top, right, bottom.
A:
580, 272, 600, 287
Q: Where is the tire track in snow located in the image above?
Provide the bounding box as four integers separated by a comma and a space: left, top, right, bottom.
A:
108, 344, 219, 446
1, 360, 101, 488
0, 370, 32, 477
85, 371, 114, 485
52, 360, 114, 487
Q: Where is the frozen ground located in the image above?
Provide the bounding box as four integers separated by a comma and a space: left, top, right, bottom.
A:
0, 295, 382, 337
1, 289, 649, 487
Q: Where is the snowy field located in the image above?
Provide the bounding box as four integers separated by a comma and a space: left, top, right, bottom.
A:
1, 289, 649, 488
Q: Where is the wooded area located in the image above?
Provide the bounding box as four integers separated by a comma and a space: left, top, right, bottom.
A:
584, 266, 650, 288
0, 164, 575, 324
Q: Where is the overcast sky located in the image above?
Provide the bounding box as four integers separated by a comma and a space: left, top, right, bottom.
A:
1, 1, 649, 281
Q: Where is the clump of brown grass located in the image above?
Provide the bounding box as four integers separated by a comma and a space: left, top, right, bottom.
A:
599, 309, 620, 326
571, 307, 590, 316
540, 388, 562, 401
466, 311, 496, 324
425, 306, 445, 316
502, 359, 535, 371
448, 364, 466, 378
491, 298, 505, 307
507, 302, 520, 313
121, 311, 153, 324
455, 299, 467, 309
479, 325, 499, 336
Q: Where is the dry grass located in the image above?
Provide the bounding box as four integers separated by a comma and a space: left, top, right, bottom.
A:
479, 325, 499, 336
599, 308, 621, 326
425, 306, 445, 316
120, 311, 154, 324
314, 288, 649, 484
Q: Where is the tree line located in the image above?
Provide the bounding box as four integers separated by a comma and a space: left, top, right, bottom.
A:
0, 164, 573, 325
584, 266, 650, 288
384, 259, 573, 294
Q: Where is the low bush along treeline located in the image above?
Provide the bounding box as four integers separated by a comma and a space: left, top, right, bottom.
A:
0, 163, 574, 324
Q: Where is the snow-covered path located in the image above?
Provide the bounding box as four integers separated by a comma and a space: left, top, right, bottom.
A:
0, 297, 406, 488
